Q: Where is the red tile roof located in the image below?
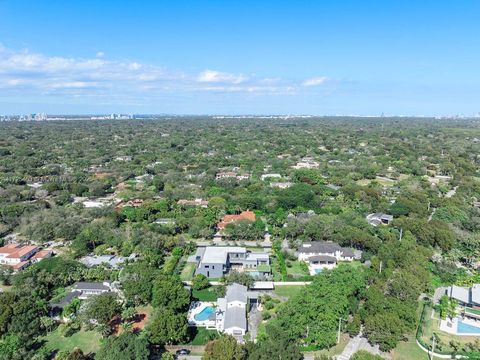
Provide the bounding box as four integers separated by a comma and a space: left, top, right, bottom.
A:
217, 211, 256, 229
31, 250, 52, 260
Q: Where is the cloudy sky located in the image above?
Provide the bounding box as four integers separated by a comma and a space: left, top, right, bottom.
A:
0, 0, 479, 115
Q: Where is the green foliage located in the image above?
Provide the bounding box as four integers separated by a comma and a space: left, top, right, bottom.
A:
95, 332, 150, 360
151, 274, 190, 311
192, 274, 210, 290
269, 266, 366, 349
147, 308, 188, 345
80, 293, 121, 327
351, 350, 384, 360
202, 335, 245, 360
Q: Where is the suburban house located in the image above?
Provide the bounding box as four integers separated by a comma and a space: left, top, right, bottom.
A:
292, 157, 320, 169
79, 254, 136, 268
188, 283, 260, 342
217, 210, 256, 231
0, 243, 52, 271
215, 172, 251, 181
177, 198, 209, 208
366, 213, 394, 226
270, 182, 293, 189
50, 281, 120, 315
446, 284, 480, 308
191, 246, 271, 278
298, 241, 355, 275
217, 283, 251, 338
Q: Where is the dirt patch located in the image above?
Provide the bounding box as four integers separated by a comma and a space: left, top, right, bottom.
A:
111, 311, 149, 336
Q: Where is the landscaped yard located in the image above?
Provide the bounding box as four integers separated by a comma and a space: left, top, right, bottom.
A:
192, 286, 220, 301
419, 303, 479, 354
185, 327, 218, 345
43, 327, 102, 355
274, 285, 305, 299
180, 261, 196, 281
285, 260, 309, 278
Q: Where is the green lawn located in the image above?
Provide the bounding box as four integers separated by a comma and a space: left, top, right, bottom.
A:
192, 287, 220, 301
180, 262, 196, 281
43, 326, 102, 354
392, 336, 429, 360
185, 327, 218, 345
286, 260, 309, 277
273, 285, 305, 299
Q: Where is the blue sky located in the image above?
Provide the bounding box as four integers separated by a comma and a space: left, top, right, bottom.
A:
0, 0, 479, 115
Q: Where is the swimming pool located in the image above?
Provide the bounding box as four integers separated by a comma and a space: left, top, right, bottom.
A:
457, 320, 480, 334
194, 306, 215, 321
315, 269, 323, 274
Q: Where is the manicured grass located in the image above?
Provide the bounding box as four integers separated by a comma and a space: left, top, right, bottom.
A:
286, 260, 309, 277
180, 262, 197, 281
274, 285, 305, 299
392, 336, 429, 360
192, 286, 220, 301
185, 327, 218, 345
43, 326, 102, 354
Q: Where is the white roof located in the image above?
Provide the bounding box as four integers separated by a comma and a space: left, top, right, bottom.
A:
472, 284, 480, 305
449, 285, 470, 303
251, 281, 274, 290
245, 252, 269, 261
200, 246, 246, 264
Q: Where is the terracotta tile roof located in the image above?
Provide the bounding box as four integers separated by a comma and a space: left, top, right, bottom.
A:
31, 250, 52, 260
217, 211, 256, 229
6, 245, 38, 259
0, 244, 21, 254
11, 261, 29, 270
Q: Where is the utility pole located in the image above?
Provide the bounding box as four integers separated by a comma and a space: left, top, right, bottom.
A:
399, 228, 403, 241
379, 260, 383, 274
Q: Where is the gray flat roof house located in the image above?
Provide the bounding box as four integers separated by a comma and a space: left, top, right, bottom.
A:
298, 241, 355, 261
446, 284, 480, 307
192, 246, 271, 279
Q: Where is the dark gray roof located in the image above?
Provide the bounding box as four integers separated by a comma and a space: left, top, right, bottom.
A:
224, 306, 247, 330
73, 281, 111, 291
299, 241, 343, 254
341, 248, 355, 258
50, 290, 81, 308
308, 255, 337, 263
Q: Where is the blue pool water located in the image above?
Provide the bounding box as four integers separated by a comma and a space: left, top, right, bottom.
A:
248, 271, 260, 277
315, 269, 323, 274
194, 306, 215, 321
457, 320, 480, 334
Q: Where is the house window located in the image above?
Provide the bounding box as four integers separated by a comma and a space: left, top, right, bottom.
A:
205, 265, 209, 268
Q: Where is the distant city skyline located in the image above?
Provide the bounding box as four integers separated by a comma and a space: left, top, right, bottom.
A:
1, 1, 480, 115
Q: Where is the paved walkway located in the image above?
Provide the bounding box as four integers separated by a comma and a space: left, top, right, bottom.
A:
335, 334, 382, 360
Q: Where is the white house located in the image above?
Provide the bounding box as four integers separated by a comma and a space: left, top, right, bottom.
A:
298, 241, 355, 275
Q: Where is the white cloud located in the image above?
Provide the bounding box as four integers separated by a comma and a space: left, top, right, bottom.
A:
302, 76, 328, 87
96, 51, 105, 58
197, 69, 247, 84
0, 46, 333, 102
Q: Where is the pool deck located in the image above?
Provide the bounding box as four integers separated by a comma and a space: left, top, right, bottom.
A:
188, 301, 218, 329
440, 316, 480, 336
